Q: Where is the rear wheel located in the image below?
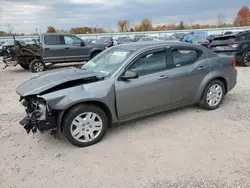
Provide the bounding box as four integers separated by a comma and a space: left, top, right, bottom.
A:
63, 104, 108, 147
242, 50, 250, 67
19, 60, 29, 70
29, 59, 46, 72
199, 79, 225, 110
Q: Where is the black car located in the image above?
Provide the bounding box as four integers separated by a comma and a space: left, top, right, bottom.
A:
208, 30, 250, 66
206, 34, 220, 43
222, 31, 234, 35
117, 37, 134, 45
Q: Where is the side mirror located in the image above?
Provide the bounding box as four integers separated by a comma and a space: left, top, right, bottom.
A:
81, 41, 85, 46
120, 70, 139, 81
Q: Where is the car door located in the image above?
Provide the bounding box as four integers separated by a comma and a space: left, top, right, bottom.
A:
166, 46, 209, 107
63, 35, 92, 61
42, 35, 65, 63
115, 48, 172, 120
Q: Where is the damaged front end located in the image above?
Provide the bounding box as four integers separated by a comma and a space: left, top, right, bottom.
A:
3, 40, 42, 69
19, 96, 57, 134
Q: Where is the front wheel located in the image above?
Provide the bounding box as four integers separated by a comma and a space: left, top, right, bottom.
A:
199, 79, 225, 110
29, 59, 46, 73
63, 104, 108, 147
242, 50, 250, 67
90, 52, 100, 59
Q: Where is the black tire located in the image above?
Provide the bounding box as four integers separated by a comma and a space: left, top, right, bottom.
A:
242, 50, 250, 67
19, 62, 29, 70
90, 52, 100, 59
63, 104, 108, 147
29, 59, 45, 73
198, 79, 225, 110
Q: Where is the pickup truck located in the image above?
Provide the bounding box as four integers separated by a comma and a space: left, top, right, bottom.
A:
3, 33, 107, 72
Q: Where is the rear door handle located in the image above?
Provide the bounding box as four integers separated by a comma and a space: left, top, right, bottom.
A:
158, 75, 169, 80
44, 48, 50, 51
198, 66, 205, 70
65, 47, 70, 50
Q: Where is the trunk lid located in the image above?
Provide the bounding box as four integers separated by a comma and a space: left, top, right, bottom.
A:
208, 35, 239, 54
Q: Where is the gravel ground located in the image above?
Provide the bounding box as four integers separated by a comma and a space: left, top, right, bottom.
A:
0, 60, 250, 188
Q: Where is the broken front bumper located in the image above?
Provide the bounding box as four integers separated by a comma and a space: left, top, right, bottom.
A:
19, 114, 57, 134
19, 98, 58, 134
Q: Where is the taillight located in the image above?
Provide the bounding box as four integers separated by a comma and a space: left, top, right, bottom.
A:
232, 58, 236, 69
228, 43, 239, 48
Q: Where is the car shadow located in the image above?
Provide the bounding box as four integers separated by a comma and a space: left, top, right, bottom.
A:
107, 106, 196, 135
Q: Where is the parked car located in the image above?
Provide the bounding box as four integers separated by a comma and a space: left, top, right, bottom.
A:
189, 36, 210, 47
222, 31, 234, 35
16, 41, 237, 147
1, 39, 15, 56
173, 33, 187, 40
82, 38, 96, 44
134, 34, 147, 42
138, 36, 156, 42
206, 34, 219, 43
95, 37, 114, 47
117, 37, 134, 45
208, 30, 250, 66
161, 35, 179, 41
3, 33, 108, 72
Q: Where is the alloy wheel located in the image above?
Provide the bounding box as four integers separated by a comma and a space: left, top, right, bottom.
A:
244, 51, 250, 65
206, 84, 223, 107
33, 62, 44, 72
70, 112, 103, 143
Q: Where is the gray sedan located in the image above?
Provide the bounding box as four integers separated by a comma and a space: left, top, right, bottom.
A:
16, 41, 237, 147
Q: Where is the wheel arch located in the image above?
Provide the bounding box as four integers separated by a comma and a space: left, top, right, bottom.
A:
90, 49, 102, 59
58, 100, 113, 132
195, 74, 228, 102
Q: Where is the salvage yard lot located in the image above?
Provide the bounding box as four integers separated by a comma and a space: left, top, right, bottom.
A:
1, 59, 250, 187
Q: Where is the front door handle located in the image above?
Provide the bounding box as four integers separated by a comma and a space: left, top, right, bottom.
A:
65, 47, 70, 50
158, 75, 169, 80
198, 66, 205, 70
44, 48, 50, 51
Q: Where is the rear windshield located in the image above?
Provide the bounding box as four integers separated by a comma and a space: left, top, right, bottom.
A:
212, 36, 235, 45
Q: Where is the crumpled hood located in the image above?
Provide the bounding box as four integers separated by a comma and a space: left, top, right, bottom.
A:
16, 67, 102, 97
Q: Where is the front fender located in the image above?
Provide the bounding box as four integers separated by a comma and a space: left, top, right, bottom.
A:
39, 79, 117, 125
194, 71, 228, 102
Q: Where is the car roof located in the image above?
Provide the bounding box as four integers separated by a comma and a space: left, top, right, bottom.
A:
115, 41, 200, 51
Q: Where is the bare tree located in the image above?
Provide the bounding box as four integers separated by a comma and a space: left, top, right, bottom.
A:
217, 14, 225, 26
7, 24, 13, 34
189, 20, 194, 29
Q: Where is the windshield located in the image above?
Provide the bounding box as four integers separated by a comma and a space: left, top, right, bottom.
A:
81, 48, 132, 76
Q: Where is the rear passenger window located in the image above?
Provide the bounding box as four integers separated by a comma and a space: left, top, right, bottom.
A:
171, 49, 200, 67
44, 35, 63, 45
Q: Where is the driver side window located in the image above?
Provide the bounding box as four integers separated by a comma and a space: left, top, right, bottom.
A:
128, 50, 167, 76
64, 36, 82, 45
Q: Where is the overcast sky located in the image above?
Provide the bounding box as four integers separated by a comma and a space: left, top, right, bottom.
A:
0, 0, 248, 33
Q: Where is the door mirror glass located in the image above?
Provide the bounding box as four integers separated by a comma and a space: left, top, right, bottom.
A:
81, 41, 85, 46
121, 70, 139, 80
